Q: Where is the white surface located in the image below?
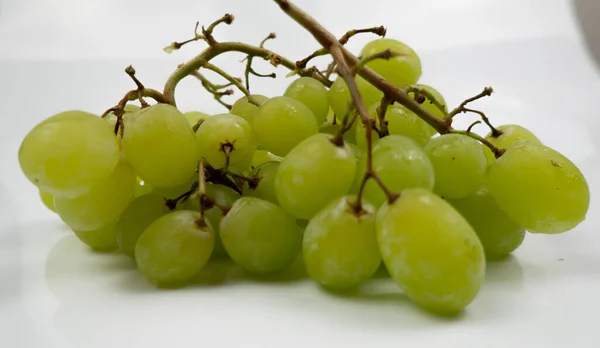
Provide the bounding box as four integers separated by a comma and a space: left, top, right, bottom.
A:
1, 0, 600, 347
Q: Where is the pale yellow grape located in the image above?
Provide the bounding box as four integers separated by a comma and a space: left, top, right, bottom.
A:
328, 76, 383, 122
220, 197, 301, 274
184, 183, 241, 258
483, 124, 541, 164
231, 94, 269, 123
19, 110, 119, 197
54, 161, 136, 231
183, 111, 211, 128
115, 194, 171, 258
275, 134, 357, 219
242, 161, 279, 204
73, 224, 118, 252
360, 39, 421, 88
447, 187, 525, 260
424, 134, 487, 199
376, 188, 485, 312
253, 96, 319, 157
39, 190, 56, 212
303, 195, 380, 289
356, 135, 434, 207
196, 113, 257, 171
284, 77, 329, 124
135, 210, 215, 286
487, 141, 589, 234
123, 104, 198, 188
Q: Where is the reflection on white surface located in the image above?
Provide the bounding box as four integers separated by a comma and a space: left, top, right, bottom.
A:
1, 0, 600, 347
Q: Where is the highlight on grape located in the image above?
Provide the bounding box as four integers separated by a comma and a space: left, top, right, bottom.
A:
18, 0, 590, 315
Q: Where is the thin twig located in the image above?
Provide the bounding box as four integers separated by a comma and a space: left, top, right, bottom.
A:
466, 120, 481, 133
352, 49, 400, 75
376, 97, 391, 137
463, 108, 502, 137
196, 159, 208, 227
445, 87, 494, 121
191, 71, 234, 110
450, 129, 505, 158
202, 62, 258, 105
244, 32, 277, 91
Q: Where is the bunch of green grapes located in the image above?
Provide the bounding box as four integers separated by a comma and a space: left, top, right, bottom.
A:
19, 23, 590, 318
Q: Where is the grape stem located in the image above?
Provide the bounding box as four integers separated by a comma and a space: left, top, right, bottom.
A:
352, 49, 402, 75
444, 87, 494, 122
201, 62, 260, 107
196, 159, 208, 227
296, 25, 386, 69
450, 129, 505, 158
331, 109, 358, 145
191, 71, 234, 110
192, 118, 205, 132
376, 97, 391, 137
204, 164, 243, 194
243, 32, 277, 92
466, 120, 482, 133
164, 14, 234, 53
403, 85, 447, 116
163, 42, 330, 106
275, 0, 401, 210
462, 107, 502, 138
125, 66, 150, 108
165, 181, 200, 210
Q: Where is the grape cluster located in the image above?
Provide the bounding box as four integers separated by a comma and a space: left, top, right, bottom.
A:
19, 13, 590, 315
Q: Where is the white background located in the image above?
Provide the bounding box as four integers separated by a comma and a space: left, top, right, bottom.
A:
1, 0, 600, 347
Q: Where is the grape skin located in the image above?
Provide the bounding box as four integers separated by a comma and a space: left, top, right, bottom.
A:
73, 224, 119, 252
242, 161, 280, 205
196, 113, 258, 171
184, 183, 240, 259
376, 188, 485, 312
354, 135, 434, 207
115, 194, 171, 258
303, 195, 380, 289
275, 133, 357, 219
39, 190, 56, 212
483, 125, 541, 164
135, 210, 215, 286
123, 104, 198, 188
220, 197, 301, 274
284, 77, 330, 124
424, 134, 487, 199
447, 187, 526, 260
328, 76, 383, 122
360, 38, 421, 89
230, 94, 269, 123
19, 110, 120, 198
253, 96, 319, 157
54, 161, 136, 231
487, 141, 589, 234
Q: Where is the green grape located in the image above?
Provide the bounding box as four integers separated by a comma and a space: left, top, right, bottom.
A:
376, 188, 485, 312
275, 134, 357, 219
355, 118, 380, 152
135, 210, 214, 286
328, 76, 383, 123
303, 195, 380, 289
55, 161, 136, 231
196, 113, 257, 171
360, 39, 421, 88
407, 84, 447, 135
242, 161, 279, 204
483, 125, 541, 164
184, 183, 240, 258
356, 135, 434, 207
284, 77, 329, 124
424, 134, 486, 199
183, 111, 211, 128
250, 150, 283, 169
19, 110, 120, 198
72, 224, 118, 252
230, 94, 269, 123
220, 197, 301, 274
123, 104, 198, 188
39, 190, 56, 212
104, 104, 141, 130
134, 177, 154, 197
487, 141, 589, 234
447, 187, 525, 260
253, 96, 319, 157
115, 194, 171, 258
